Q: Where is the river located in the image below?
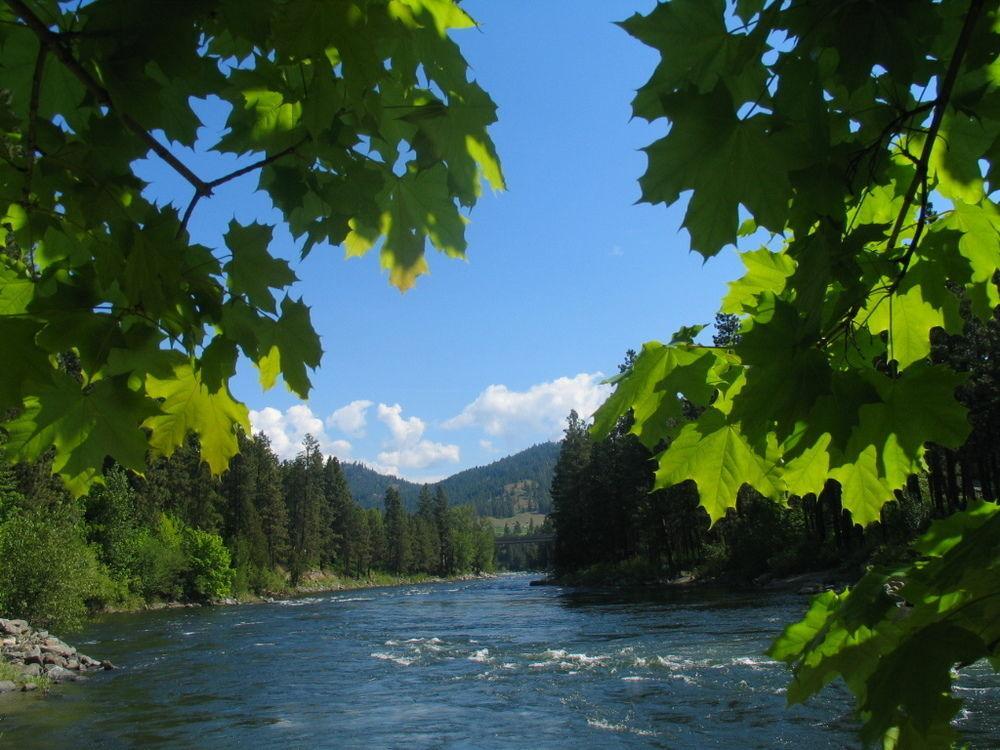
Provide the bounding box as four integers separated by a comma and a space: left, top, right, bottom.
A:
0, 574, 996, 748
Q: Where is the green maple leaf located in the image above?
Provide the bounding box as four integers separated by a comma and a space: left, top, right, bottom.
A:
390, 0, 476, 37
863, 260, 960, 369
721, 247, 796, 314
829, 446, 895, 526
142, 361, 250, 475
621, 0, 767, 119
926, 108, 996, 204
351, 164, 468, 290
591, 342, 722, 449
639, 86, 793, 256
223, 221, 297, 314
779, 433, 832, 498
655, 407, 780, 523
937, 198, 1000, 318
0, 262, 34, 314
257, 296, 323, 397
3, 374, 154, 495
0, 318, 52, 410
409, 85, 505, 206
833, 364, 969, 524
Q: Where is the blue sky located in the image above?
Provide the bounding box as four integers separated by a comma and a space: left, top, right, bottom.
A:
140, 1, 743, 481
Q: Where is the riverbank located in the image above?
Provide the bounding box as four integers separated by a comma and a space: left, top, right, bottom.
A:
110, 570, 498, 612
533, 559, 857, 594
0, 618, 115, 695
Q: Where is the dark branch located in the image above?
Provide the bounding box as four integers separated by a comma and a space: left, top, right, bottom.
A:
178, 138, 310, 237
7, 0, 211, 196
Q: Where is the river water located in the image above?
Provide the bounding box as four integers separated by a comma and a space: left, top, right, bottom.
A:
1, 574, 996, 748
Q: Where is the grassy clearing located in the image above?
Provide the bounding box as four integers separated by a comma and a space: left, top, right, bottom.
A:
484, 512, 547, 535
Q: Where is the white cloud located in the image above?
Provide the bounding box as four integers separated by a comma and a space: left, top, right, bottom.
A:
479, 439, 497, 452
377, 441, 461, 470
377, 402, 427, 444
326, 399, 374, 437
372, 402, 460, 472
444, 372, 612, 442
250, 405, 352, 461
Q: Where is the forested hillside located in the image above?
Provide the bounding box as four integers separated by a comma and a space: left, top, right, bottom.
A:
343, 442, 559, 516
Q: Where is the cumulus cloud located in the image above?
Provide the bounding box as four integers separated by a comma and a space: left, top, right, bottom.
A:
377, 403, 427, 444
250, 405, 352, 461
443, 373, 612, 442
326, 399, 374, 437
374, 402, 460, 471
377, 442, 461, 471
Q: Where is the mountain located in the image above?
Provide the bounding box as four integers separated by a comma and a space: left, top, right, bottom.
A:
341, 442, 560, 517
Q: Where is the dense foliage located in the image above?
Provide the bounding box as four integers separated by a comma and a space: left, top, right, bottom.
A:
0, 0, 501, 495
589, 1, 999, 746
342, 441, 559, 515
0, 433, 494, 631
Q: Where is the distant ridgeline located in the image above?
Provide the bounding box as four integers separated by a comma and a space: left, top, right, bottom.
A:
342, 442, 560, 517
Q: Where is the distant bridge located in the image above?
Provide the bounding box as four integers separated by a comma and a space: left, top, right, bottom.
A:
494, 533, 554, 548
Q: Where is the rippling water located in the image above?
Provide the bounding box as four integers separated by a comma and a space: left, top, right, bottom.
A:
0, 574, 996, 748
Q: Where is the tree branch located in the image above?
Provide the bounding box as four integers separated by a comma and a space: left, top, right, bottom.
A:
7, 0, 211, 196
821, 0, 985, 347
178, 137, 310, 237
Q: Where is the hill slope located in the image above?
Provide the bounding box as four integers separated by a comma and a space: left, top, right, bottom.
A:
341, 442, 560, 517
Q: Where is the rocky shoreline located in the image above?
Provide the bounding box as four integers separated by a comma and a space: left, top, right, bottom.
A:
0, 618, 114, 695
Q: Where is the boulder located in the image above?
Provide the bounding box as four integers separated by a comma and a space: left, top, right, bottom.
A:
21, 682, 38, 692
45, 666, 79, 682
65, 658, 80, 671
0, 681, 16, 693
101, 660, 117, 670
41, 638, 76, 658
0, 619, 28, 636
42, 653, 67, 668
23, 646, 43, 664
21, 663, 41, 678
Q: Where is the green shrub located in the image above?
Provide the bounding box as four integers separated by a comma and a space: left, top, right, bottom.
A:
133, 514, 187, 601
181, 526, 234, 599
0, 506, 116, 631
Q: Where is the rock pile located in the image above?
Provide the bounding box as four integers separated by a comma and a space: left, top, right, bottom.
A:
0, 617, 114, 693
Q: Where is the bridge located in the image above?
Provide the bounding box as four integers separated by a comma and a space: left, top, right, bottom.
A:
494, 533, 554, 570
493, 533, 554, 547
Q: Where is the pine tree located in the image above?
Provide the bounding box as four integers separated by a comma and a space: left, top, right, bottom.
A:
383, 487, 410, 574
550, 410, 594, 573
434, 486, 453, 574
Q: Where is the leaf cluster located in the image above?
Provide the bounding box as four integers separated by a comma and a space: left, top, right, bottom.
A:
769, 502, 1000, 748
598, 0, 1000, 526
0, 0, 501, 493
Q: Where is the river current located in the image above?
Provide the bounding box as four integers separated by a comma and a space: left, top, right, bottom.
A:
0, 574, 996, 748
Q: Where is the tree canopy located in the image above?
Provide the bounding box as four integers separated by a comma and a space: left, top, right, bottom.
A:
0, 0, 502, 494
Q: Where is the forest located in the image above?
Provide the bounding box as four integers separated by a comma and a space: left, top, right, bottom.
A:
551, 307, 1000, 584
0, 432, 494, 633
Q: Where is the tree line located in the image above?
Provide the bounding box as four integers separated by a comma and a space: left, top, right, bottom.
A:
0, 433, 494, 632
551, 308, 1000, 584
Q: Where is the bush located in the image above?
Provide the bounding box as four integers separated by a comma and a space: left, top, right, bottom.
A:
0, 506, 116, 631
134, 514, 187, 601
181, 526, 234, 599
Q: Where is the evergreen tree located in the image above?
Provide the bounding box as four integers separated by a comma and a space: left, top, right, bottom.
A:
434, 486, 453, 574
323, 457, 354, 570
550, 410, 593, 573
383, 487, 410, 574
249, 434, 289, 570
